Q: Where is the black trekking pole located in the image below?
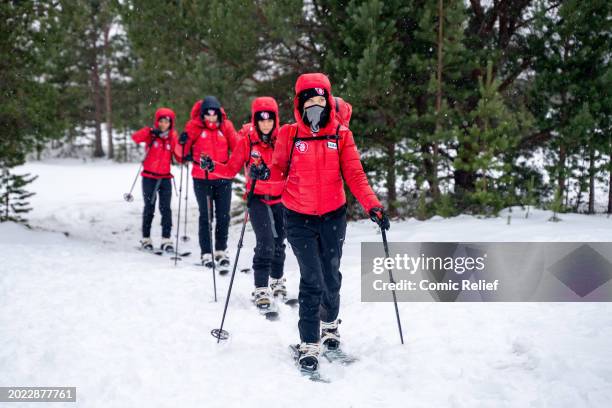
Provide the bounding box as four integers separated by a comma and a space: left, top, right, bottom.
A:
124, 163, 142, 202
380, 226, 405, 345
211, 151, 262, 342
124, 134, 156, 202
172, 144, 186, 266
181, 162, 190, 242
172, 177, 179, 198
205, 167, 218, 302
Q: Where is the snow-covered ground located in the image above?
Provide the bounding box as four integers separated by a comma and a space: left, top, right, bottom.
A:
1, 159, 611, 408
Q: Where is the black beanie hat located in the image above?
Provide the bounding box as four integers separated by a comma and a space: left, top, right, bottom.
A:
254, 110, 276, 122
298, 87, 328, 113
200, 96, 222, 121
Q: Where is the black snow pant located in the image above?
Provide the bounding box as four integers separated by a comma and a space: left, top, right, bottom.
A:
142, 176, 172, 239
248, 197, 286, 288
285, 205, 347, 343
193, 178, 232, 255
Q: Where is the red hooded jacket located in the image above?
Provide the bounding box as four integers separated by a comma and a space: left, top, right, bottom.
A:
131, 107, 178, 179
177, 100, 240, 180
271, 73, 381, 215
211, 97, 284, 205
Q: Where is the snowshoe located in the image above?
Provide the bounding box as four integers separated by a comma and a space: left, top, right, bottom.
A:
160, 239, 174, 253
201, 253, 215, 268
321, 319, 341, 350
320, 320, 358, 365
214, 250, 230, 275
252, 287, 278, 320
289, 343, 329, 383
139, 239, 162, 255
270, 277, 288, 298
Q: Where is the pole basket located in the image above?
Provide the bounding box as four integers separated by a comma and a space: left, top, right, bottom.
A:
211, 328, 229, 341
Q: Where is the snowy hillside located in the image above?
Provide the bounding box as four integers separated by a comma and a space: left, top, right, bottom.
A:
1, 159, 611, 407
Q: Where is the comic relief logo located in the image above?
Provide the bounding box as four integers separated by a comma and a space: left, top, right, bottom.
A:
261, 111, 270, 120
295, 141, 308, 153
315, 88, 324, 95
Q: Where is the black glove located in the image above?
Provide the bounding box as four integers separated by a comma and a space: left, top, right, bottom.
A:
184, 153, 193, 162
151, 128, 162, 138
369, 207, 390, 230
200, 155, 215, 172
249, 162, 270, 180
179, 132, 189, 145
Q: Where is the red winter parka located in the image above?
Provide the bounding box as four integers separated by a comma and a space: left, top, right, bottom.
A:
211, 97, 285, 205
271, 73, 381, 215
131, 107, 179, 179
177, 100, 240, 180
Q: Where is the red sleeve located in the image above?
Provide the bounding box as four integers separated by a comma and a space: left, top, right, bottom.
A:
270, 125, 292, 181
132, 127, 152, 144
223, 120, 240, 152
339, 130, 382, 213
213, 135, 248, 179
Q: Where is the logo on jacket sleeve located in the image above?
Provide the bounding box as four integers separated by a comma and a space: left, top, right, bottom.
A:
295, 141, 308, 153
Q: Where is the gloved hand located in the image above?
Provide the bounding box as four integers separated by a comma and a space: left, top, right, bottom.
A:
151, 128, 162, 137
200, 155, 215, 172
183, 153, 193, 162
249, 162, 270, 180
179, 132, 189, 145
369, 207, 390, 230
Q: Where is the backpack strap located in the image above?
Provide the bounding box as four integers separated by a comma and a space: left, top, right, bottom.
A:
287, 124, 342, 175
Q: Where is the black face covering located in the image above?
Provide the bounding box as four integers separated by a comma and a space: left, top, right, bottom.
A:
260, 132, 272, 144
303, 105, 326, 133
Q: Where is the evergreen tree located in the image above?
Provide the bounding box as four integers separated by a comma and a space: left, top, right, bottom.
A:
0, 169, 38, 224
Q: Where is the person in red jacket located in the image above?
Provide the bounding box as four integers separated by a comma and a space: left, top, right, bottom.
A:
176, 96, 240, 270
201, 96, 287, 310
256, 73, 390, 372
131, 107, 179, 252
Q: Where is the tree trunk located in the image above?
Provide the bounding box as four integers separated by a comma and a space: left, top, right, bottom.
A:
385, 141, 397, 216
104, 23, 113, 159
588, 147, 595, 214
430, 0, 444, 200
558, 144, 566, 198
90, 15, 104, 158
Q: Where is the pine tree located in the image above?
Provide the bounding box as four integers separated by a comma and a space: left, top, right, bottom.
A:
0, 169, 38, 224
529, 0, 611, 213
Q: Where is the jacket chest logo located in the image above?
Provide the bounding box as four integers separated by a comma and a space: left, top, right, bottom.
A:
153, 141, 159, 148
327, 141, 337, 150
295, 141, 308, 153
200, 131, 207, 138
